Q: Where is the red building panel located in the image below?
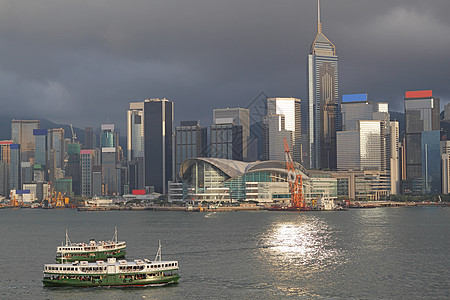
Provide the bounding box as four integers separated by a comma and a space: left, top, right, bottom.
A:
132, 189, 146, 195
405, 90, 432, 99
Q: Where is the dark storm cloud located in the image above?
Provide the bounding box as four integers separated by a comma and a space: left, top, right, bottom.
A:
0, 0, 448, 130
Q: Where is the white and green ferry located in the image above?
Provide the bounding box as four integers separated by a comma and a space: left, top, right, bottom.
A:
44, 243, 179, 287
56, 228, 126, 263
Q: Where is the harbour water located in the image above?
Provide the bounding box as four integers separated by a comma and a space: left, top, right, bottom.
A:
0, 207, 449, 299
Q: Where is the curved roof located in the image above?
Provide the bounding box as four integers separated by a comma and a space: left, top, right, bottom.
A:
180, 158, 309, 180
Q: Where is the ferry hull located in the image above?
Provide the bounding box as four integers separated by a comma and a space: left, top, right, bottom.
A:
43, 274, 179, 287
56, 249, 126, 263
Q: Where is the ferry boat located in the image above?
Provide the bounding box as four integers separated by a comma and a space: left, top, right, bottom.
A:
56, 228, 126, 263
43, 243, 179, 287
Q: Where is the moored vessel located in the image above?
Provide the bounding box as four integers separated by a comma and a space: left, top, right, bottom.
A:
56, 228, 126, 263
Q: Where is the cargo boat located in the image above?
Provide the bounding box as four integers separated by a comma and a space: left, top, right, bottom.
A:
44, 242, 179, 287
56, 228, 126, 263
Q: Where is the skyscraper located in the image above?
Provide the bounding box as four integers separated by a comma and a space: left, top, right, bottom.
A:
210, 123, 243, 161
10, 144, 21, 191
11, 120, 40, 163
100, 124, 117, 149
33, 129, 48, 167
144, 98, 173, 194
66, 143, 81, 196
404, 90, 440, 194
0, 141, 13, 197
213, 108, 250, 160
84, 127, 94, 149
127, 102, 145, 161
80, 150, 96, 197
173, 121, 207, 181
308, 0, 338, 170
127, 102, 145, 190
267, 97, 301, 162
47, 128, 65, 170
100, 124, 119, 195
264, 114, 292, 161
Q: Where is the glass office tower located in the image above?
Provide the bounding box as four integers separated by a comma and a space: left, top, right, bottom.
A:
144, 98, 173, 194
213, 108, 250, 160
307, 1, 338, 170
404, 90, 440, 194
11, 120, 40, 163
267, 98, 301, 163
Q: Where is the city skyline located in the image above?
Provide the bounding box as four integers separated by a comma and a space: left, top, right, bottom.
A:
0, 0, 448, 131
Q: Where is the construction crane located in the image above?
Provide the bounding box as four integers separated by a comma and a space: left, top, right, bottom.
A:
283, 137, 305, 209
54, 192, 67, 208
70, 124, 77, 143
9, 192, 23, 208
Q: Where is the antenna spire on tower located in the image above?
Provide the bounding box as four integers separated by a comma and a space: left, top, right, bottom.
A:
318, 0, 322, 33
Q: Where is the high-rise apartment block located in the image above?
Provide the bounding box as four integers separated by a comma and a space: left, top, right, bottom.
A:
307, 1, 338, 170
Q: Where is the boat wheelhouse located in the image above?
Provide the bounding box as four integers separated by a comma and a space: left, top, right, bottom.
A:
56, 228, 126, 263
43, 257, 179, 287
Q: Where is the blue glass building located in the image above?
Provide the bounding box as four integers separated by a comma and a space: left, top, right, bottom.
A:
421, 131, 441, 194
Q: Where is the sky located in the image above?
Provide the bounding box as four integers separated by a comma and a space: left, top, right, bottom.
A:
0, 0, 449, 132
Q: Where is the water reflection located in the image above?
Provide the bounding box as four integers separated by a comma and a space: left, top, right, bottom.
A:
259, 216, 343, 268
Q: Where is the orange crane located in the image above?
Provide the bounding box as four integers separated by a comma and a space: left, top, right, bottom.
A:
9, 192, 23, 208
283, 137, 305, 209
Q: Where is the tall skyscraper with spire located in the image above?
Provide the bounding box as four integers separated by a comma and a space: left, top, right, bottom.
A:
307, 0, 338, 170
